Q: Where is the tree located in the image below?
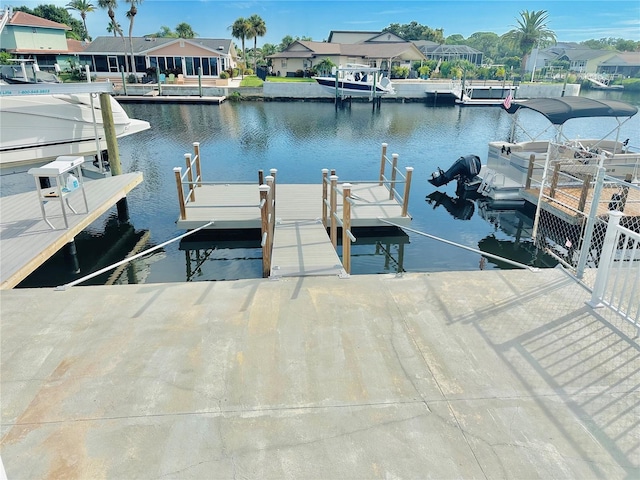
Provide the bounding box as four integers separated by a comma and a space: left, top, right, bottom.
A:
230, 17, 251, 77
315, 58, 335, 75
445, 34, 465, 45
503, 10, 556, 77
66, 0, 95, 40
383, 21, 444, 43
247, 14, 266, 72
175, 22, 197, 38
279, 35, 295, 51
106, 19, 121, 36
125, 0, 142, 75
98, 0, 128, 73
156, 25, 177, 38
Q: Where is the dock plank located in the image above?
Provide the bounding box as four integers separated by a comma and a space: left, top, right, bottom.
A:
270, 220, 345, 278
0, 172, 143, 289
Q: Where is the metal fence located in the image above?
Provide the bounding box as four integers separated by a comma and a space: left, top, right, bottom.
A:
529, 143, 640, 324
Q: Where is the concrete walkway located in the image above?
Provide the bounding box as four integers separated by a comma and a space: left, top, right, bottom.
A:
1, 269, 638, 479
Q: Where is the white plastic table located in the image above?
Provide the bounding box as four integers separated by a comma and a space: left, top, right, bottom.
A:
28, 156, 89, 229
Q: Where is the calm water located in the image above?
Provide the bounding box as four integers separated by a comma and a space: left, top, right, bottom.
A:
6, 90, 640, 286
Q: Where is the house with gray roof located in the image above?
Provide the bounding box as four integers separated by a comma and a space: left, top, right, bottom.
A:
0, 8, 237, 81
597, 52, 640, 77
267, 31, 426, 77
80, 36, 237, 79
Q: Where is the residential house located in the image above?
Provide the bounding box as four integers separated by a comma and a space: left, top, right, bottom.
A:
268, 31, 426, 77
0, 9, 76, 70
80, 36, 238, 79
0, 8, 237, 80
597, 52, 640, 77
526, 44, 619, 74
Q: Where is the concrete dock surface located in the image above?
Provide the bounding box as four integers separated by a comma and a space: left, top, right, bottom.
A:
1, 268, 638, 479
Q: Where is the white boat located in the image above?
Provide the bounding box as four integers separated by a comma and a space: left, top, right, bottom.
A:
429, 97, 639, 203
314, 64, 395, 97
0, 81, 150, 173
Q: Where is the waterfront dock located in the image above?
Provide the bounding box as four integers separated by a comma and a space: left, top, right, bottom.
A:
116, 95, 226, 104
0, 172, 143, 289
1, 268, 637, 478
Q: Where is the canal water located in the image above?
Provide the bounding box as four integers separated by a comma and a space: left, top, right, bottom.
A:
6, 90, 640, 286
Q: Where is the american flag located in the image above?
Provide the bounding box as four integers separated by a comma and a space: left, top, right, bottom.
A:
503, 93, 513, 109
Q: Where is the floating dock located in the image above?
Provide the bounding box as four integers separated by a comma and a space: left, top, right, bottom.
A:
175, 182, 412, 278
0, 172, 143, 289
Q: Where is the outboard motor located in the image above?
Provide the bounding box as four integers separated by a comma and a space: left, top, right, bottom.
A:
428, 155, 481, 187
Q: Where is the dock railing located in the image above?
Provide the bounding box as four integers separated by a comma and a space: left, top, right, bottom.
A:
378, 143, 414, 216
588, 211, 640, 333
320, 171, 356, 274
173, 142, 202, 219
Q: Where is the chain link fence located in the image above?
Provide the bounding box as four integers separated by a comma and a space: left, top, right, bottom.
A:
527, 141, 640, 325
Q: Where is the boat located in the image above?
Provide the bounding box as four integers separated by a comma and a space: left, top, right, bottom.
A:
428, 96, 639, 203
314, 64, 395, 97
0, 68, 150, 173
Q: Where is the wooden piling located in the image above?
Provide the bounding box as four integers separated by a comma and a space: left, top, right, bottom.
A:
577, 174, 592, 213
194, 142, 202, 187
342, 183, 352, 274
173, 167, 186, 220
549, 163, 561, 198
322, 169, 329, 227
402, 167, 413, 217
525, 154, 535, 189
389, 153, 398, 200
185, 153, 195, 202
99, 93, 121, 176
330, 175, 338, 248
379, 143, 388, 185
259, 184, 271, 278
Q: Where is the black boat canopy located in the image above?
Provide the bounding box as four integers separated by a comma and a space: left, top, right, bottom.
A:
503, 96, 638, 125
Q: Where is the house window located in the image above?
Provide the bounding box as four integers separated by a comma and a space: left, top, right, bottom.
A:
281, 59, 287, 68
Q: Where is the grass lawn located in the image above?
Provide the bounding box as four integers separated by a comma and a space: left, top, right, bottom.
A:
239, 75, 317, 87
265, 76, 316, 83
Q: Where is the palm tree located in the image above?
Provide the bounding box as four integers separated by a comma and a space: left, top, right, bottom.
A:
66, 0, 95, 40
98, 0, 128, 72
175, 22, 197, 39
125, 0, 142, 75
106, 19, 121, 37
230, 17, 251, 78
503, 10, 556, 78
247, 14, 266, 73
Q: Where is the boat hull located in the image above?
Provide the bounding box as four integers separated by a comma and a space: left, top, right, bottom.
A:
0, 94, 150, 171
314, 77, 394, 97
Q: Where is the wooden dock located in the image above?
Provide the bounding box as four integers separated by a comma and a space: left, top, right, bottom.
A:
116, 95, 226, 104
175, 182, 412, 278
0, 172, 143, 289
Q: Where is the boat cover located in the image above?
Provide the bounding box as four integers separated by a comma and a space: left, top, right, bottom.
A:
503, 96, 638, 125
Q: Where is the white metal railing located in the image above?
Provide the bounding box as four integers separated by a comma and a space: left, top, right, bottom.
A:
588, 211, 640, 332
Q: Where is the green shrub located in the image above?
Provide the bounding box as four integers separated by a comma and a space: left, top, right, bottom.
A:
219, 71, 229, 79
229, 91, 242, 102
390, 66, 409, 79
622, 78, 640, 91
127, 73, 137, 84
243, 68, 254, 75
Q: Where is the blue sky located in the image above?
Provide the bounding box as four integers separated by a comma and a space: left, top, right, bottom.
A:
5, 0, 640, 44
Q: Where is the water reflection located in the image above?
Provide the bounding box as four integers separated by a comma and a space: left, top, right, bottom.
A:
17, 213, 158, 287
178, 226, 409, 280
425, 188, 557, 269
